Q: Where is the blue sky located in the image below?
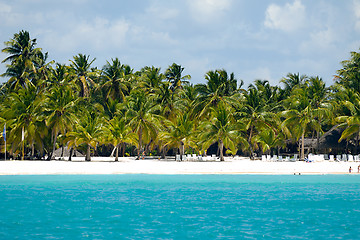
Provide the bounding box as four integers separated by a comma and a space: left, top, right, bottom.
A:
0, 0, 360, 87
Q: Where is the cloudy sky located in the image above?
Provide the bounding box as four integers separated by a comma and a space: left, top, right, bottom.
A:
0, 0, 360, 87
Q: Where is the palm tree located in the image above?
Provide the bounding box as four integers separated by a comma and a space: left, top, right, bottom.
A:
1, 30, 44, 90
69, 54, 97, 98
280, 73, 308, 97
306, 76, 331, 152
101, 58, 132, 101
198, 105, 246, 161
43, 83, 78, 159
165, 63, 190, 91
125, 90, 160, 159
194, 69, 238, 118
103, 116, 137, 161
234, 86, 278, 159
159, 112, 195, 160
138, 66, 164, 94
335, 49, 360, 93
1, 84, 44, 158
281, 87, 314, 160
65, 110, 104, 161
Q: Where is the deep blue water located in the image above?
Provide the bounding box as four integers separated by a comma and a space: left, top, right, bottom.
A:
0, 174, 359, 239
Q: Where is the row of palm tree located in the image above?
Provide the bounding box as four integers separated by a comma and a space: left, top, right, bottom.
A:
1, 30, 360, 161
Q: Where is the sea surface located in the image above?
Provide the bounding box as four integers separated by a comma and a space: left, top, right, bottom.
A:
0, 174, 359, 239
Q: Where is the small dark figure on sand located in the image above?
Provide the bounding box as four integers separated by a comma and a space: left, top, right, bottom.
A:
349, 166, 352, 173
358, 165, 360, 173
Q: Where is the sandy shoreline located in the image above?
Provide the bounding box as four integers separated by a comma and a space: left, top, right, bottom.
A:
0, 157, 359, 175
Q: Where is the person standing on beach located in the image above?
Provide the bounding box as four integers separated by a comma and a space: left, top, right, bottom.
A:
349, 166, 352, 173
358, 165, 360, 173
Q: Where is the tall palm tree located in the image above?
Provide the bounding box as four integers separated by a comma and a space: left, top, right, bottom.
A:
101, 58, 132, 101
234, 86, 277, 159
69, 54, 97, 98
165, 63, 190, 92
281, 87, 314, 160
198, 104, 246, 161
125, 90, 160, 159
1, 84, 44, 158
194, 69, 238, 118
138, 66, 164, 94
280, 73, 308, 97
1, 30, 44, 90
43, 83, 78, 159
335, 49, 360, 93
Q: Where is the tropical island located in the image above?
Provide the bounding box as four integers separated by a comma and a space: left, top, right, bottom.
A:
0, 30, 359, 167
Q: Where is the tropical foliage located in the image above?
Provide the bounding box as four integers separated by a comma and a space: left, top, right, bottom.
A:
1, 30, 360, 160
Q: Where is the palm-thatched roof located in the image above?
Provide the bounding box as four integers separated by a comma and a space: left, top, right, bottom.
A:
53, 146, 84, 158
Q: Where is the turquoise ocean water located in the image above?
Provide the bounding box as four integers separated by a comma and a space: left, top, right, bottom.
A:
0, 174, 359, 239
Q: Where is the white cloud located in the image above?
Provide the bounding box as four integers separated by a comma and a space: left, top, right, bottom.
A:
353, 0, 360, 31
145, 4, 179, 20
187, 0, 232, 23
264, 0, 306, 32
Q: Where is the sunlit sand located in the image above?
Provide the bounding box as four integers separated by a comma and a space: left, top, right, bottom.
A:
0, 157, 358, 175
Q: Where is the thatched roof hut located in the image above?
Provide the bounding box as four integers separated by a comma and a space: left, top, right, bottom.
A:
53, 147, 84, 158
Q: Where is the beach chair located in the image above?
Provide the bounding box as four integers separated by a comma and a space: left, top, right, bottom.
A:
262, 155, 266, 161
271, 155, 278, 162
278, 156, 283, 162
285, 156, 290, 162
329, 155, 334, 162
355, 155, 359, 162
192, 154, 197, 161
342, 154, 348, 161
211, 154, 217, 161
176, 154, 181, 161
266, 155, 271, 161
348, 155, 354, 162
336, 155, 341, 162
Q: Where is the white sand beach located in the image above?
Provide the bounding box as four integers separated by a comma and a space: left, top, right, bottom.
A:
0, 157, 358, 175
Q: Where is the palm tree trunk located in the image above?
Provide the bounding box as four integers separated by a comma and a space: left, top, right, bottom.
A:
51, 131, 59, 160
219, 139, 224, 161
137, 128, 142, 160
180, 142, 184, 161
115, 144, 119, 161
86, 144, 91, 161
301, 132, 305, 161
248, 126, 254, 160
68, 147, 73, 161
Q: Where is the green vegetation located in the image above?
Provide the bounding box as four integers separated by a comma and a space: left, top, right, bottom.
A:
1, 30, 360, 160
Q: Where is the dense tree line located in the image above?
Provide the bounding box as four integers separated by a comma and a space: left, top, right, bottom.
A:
1, 30, 359, 161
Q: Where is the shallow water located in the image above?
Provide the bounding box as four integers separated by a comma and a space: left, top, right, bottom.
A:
0, 174, 359, 239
